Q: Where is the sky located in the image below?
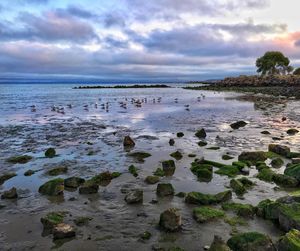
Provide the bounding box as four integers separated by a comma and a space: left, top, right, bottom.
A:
0, 0, 300, 81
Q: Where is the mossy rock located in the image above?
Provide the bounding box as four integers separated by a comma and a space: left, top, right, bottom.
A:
47, 167, 68, 176
230, 121, 247, 130
190, 162, 213, 182
222, 202, 255, 218
227, 232, 276, 251
111, 172, 122, 178
230, 179, 246, 196
38, 178, 64, 196
176, 132, 184, 138
74, 216, 92, 226
198, 141, 208, 147
170, 151, 183, 160
207, 146, 220, 150
41, 211, 66, 229
268, 144, 290, 157
175, 192, 186, 198
140, 231, 152, 240
45, 148, 56, 158
208, 235, 231, 251
273, 173, 298, 188
156, 183, 174, 197
238, 151, 267, 164
64, 177, 85, 188
285, 164, 300, 181
162, 160, 176, 176
24, 170, 35, 176
128, 152, 151, 162
145, 176, 160, 184
222, 154, 234, 160
195, 128, 206, 138
257, 168, 275, 182
287, 129, 299, 135
287, 152, 300, 159
193, 206, 225, 223
7, 155, 32, 164
185, 190, 232, 205
232, 161, 247, 169
237, 177, 255, 188
153, 168, 165, 177
277, 229, 300, 251
270, 157, 284, 168
79, 180, 99, 194
128, 165, 138, 177
0, 173, 17, 185
215, 165, 240, 178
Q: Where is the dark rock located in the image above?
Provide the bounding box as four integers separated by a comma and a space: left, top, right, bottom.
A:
0, 173, 17, 185
159, 208, 181, 231
7, 155, 32, 164
268, 144, 290, 157
195, 128, 207, 138
176, 132, 184, 138
287, 128, 299, 135
45, 148, 56, 158
170, 151, 183, 160
24, 170, 35, 176
79, 180, 99, 194
39, 178, 64, 196
230, 121, 247, 130
47, 166, 68, 176
169, 139, 175, 146
156, 183, 174, 197
1, 187, 18, 199
123, 136, 135, 147
271, 158, 284, 168
208, 235, 231, 251
162, 160, 176, 176
64, 177, 85, 188
238, 151, 267, 164
53, 223, 76, 239
145, 176, 160, 184
125, 189, 143, 204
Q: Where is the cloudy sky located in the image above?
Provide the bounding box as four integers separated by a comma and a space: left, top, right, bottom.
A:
0, 0, 299, 81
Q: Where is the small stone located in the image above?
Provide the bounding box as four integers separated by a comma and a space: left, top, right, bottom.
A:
1, 187, 18, 199
79, 180, 99, 194
64, 177, 85, 188
156, 183, 174, 197
159, 208, 181, 231
145, 176, 160, 184
125, 189, 143, 204
24, 170, 35, 176
270, 158, 284, 168
169, 139, 175, 146
123, 136, 135, 147
162, 160, 176, 176
53, 223, 76, 239
45, 148, 56, 158
287, 128, 299, 135
230, 121, 247, 130
195, 128, 207, 138
177, 132, 184, 138
38, 178, 64, 196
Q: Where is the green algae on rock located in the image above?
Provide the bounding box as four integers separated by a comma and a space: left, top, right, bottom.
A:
162, 160, 176, 176
159, 208, 181, 232
45, 148, 56, 158
170, 150, 183, 160
271, 157, 284, 168
185, 190, 232, 205
38, 178, 64, 196
7, 155, 32, 164
222, 202, 256, 218
64, 177, 85, 188
277, 229, 300, 251
0, 173, 17, 185
47, 166, 68, 176
238, 151, 267, 164
208, 235, 231, 251
41, 211, 66, 229
128, 151, 151, 162
78, 180, 99, 194
193, 206, 225, 223
230, 179, 247, 196
195, 128, 206, 138
145, 175, 160, 184
156, 183, 174, 197
128, 165, 138, 177
153, 167, 165, 177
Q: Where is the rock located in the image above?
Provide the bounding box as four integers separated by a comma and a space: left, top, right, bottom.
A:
125, 189, 143, 204
45, 148, 56, 158
175, 192, 186, 198
176, 132, 184, 138
273, 173, 298, 188
292, 158, 300, 164
1, 187, 18, 199
24, 170, 35, 176
227, 232, 276, 251
162, 160, 176, 176
214, 190, 232, 203
74, 217, 92, 226
123, 136, 135, 147
140, 231, 152, 240
238, 151, 267, 164
261, 131, 271, 135
208, 235, 231, 251
153, 168, 165, 177
79, 180, 99, 194
159, 208, 181, 231
128, 152, 151, 162
156, 183, 174, 197
198, 141, 208, 147
38, 178, 64, 196
190, 162, 213, 182
53, 223, 76, 239
271, 158, 284, 168
185, 190, 232, 205
170, 151, 183, 160
145, 176, 160, 184
193, 207, 224, 223
268, 144, 290, 157
277, 229, 300, 251
64, 177, 85, 188
222, 202, 255, 218
222, 154, 234, 160
284, 164, 300, 181
230, 121, 247, 130
0, 173, 17, 185
128, 165, 138, 177
169, 139, 175, 146
47, 166, 68, 176
241, 167, 250, 175
195, 128, 207, 138
287, 128, 299, 135
230, 179, 246, 196
41, 212, 66, 229
7, 155, 32, 164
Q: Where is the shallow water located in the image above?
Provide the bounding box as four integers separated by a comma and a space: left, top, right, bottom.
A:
0, 83, 300, 250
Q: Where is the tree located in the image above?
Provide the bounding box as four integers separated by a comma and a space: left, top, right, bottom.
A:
294, 67, 300, 75
256, 51, 291, 76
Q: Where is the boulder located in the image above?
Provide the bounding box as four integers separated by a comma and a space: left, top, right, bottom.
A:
238, 151, 267, 164
286, 129, 299, 135
284, 164, 300, 181
268, 144, 290, 157
271, 158, 284, 168
125, 189, 143, 204
162, 160, 176, 176
208, 235, 231, 251
227, 232, 276, 251
277, 229, 300, 251
230, 121, 247, 130
1, 187, 18, 199
64, 177, 85, 188
159, 208, 181, 231
195, 128, 207, 138
53, 223, 76, 239
156, 183, 174, 197
39, 178, 64, 196
79, 180, 99, 194
45, 148, 56, 158
123, 136, 135, 147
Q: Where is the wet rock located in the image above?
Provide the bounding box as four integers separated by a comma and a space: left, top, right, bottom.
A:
261, 131, 271, 135
7, 155, 32, 164
128, 152, 151, 162
64, 177, 85, 188
222, 202, 255, 218
230, 179, 246, 196
195, 128, 207, 138
185, 190, 232, 205
125, 189, 143, 204
190, 161, 213, 182
156, 183, 174, 197
1, 187, 18, 199
169, 139, 175, 146
176, 132, 184, 138
286, 128, 299, 135
292, 158, 300, 164
284, 164, 300, 182
24, 170, 35, 176
127, 165, 138, 177
193, 207, 224, 223
273, 173, 298, 188
222, 154, 234, 160
270, 158, 284, 168
38, 178, 64, 196
145, 176, 160, 184
0, 173, 17, 185
41, 212, 66, 230
139, 231, 152, 241
74, 216, 92, 226
170, 151, 183, 160
175, 192, 186, 198
123, 136, 135, 147
227, 232, 276, 251
154, 168, 165, 177
159, 208, 181, 231
47, 166, 68, 176
277, 229, 300, 251
230, 121, 247, 130
45, 148, 56, 158
162, 160, 176, 176
238, 151, 267, 164
268, 144, 290, 157
53, 223, 76, 239
208, 235, 231, 251
198, 141, 208, 147
79, 180, 99, 194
